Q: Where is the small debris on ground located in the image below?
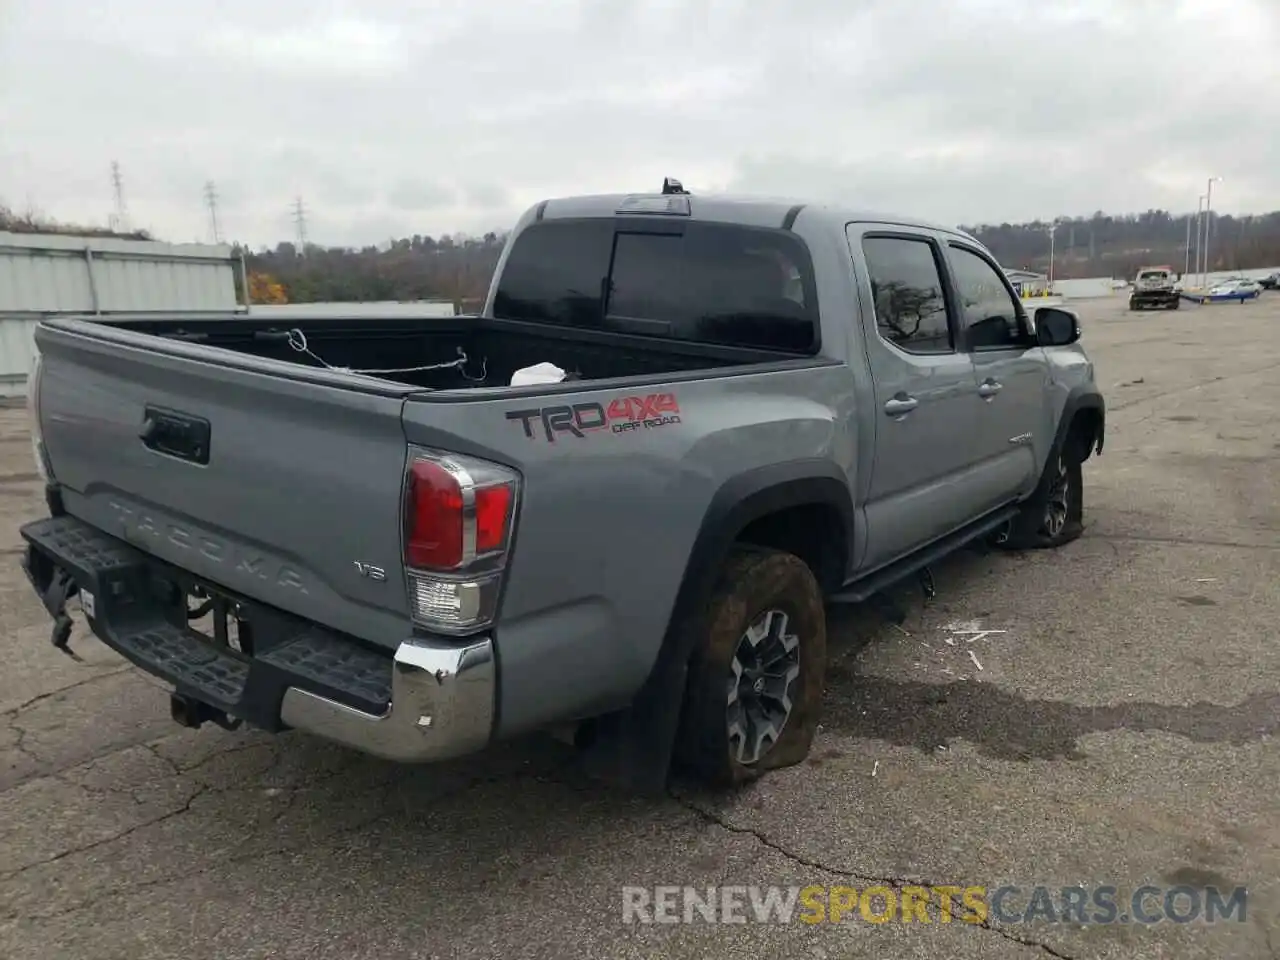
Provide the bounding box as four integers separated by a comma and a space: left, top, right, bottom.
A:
968, 650, 984, 672
942, 620, 1007, 644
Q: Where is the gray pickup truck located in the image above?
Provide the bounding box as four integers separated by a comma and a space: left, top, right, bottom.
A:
20, 181, 1104, 791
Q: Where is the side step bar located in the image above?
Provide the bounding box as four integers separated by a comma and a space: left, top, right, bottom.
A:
828, 505, 1019, 604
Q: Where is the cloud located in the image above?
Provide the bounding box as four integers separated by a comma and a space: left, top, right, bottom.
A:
1, 0, 1276, 247
203, 19, 411, 76
386, 180, 458, 210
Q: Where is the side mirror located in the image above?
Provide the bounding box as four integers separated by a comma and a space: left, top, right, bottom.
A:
1035, 306, 1081, 347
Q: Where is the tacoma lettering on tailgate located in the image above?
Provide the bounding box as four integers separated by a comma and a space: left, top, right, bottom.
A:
108, 501, 309, 594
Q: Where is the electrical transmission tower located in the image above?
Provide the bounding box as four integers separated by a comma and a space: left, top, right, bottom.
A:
291, 196, 309, 254
108, 161, 130, 233
203, 180, 222, 244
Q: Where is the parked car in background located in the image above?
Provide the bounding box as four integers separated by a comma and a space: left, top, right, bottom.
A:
1207, 278, 1262, 301
1258, 272, 1280, 291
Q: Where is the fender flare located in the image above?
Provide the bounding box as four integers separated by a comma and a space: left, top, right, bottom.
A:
1051, 386, 1106, 461
578, 459, 854, 791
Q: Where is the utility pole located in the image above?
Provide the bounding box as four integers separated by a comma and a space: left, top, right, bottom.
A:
291, 196, 309, 255
203, 181, 222, 244
1183, 211, 1193, 278
109, 161, 130, 233
1201, 176, 1221, 289
1046, 220, 1059, 286
1193, 195, 1206, 283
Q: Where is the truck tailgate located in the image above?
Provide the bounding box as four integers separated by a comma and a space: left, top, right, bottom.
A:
34, 321, 414, 650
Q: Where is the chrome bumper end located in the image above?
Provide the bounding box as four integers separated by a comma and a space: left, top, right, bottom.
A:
279, 636, 495, 763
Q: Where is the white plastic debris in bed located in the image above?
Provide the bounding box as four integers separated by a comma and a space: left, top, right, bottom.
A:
510, 362, 567, 386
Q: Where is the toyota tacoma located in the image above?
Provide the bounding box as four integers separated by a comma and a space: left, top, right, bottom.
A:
20, 180, 1104, 791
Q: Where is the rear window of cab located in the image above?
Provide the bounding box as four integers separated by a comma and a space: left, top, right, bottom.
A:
493, 218, 820, 353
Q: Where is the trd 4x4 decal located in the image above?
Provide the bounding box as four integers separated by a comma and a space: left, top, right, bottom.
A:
506, 392, 682, 442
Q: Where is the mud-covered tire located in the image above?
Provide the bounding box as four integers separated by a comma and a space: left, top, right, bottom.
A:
998, 445, 1085, 550
675, 548, 827, 788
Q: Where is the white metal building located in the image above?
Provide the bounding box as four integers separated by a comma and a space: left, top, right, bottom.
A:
0, 231, 244, 396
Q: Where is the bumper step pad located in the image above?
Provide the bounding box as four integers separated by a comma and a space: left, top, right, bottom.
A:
20, 514, 392, 728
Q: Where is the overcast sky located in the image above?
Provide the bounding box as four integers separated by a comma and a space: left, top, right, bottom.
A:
2, 0, 1277, 248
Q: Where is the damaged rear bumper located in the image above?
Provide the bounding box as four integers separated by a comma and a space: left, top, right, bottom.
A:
19, 513, 495, 763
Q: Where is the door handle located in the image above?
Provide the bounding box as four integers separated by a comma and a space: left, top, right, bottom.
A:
884, 395, 919, 416
978, 380, 1003, 399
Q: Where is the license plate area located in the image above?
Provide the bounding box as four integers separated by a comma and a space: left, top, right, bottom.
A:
185, 585, 254, 656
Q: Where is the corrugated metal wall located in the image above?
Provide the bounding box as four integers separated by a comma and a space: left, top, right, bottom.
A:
0, 231, 244, 396
0, 317, 38, 398
0, 231, 241, 314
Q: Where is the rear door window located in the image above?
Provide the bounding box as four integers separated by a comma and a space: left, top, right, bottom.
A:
861, 235, 954, 354
493, 219, 819, 353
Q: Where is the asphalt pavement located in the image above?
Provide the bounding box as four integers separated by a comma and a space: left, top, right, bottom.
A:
2, 293, 1278, 959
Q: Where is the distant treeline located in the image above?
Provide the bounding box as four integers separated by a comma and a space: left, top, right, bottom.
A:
966, 210, 1280, 281
9, 201, 1278, 305
0, 203, 152, 241
240, 233, 504, 306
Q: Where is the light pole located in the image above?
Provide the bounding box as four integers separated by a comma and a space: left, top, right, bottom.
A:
1194, 194, 1206, 283
1047, 219, 1060, 289
1184, 206, 1194, 278
1202, 176, 1222, 289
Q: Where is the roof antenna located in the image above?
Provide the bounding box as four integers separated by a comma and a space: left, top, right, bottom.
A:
661, 177, 689, 196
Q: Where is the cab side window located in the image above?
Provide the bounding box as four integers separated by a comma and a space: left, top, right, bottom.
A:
861, 236, 953, 354
947, 245, 1034, 350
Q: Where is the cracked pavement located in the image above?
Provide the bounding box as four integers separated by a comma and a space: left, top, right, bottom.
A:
2, 295, 1279, 959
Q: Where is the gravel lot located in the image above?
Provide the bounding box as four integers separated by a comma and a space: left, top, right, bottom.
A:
2, 294, 1278, 960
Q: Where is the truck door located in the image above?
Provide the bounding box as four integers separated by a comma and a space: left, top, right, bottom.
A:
848, 225, 991, 572
940, 240, 1050, 507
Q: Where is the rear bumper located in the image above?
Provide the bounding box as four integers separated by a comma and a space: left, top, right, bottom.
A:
278, 639, 494, 762
19, 513, 494, 763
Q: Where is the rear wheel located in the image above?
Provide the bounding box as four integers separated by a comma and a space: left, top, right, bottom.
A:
676, 548, 827, 788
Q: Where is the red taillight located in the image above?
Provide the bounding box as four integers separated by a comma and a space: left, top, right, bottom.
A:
475, 484, 512, 554
406, 459, 465, 569
402, 448, 520, 633
404, 452, 517, 572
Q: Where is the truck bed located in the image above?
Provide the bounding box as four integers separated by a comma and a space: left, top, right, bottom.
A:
102, 313, 788, 390
29, 310, 822, 657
